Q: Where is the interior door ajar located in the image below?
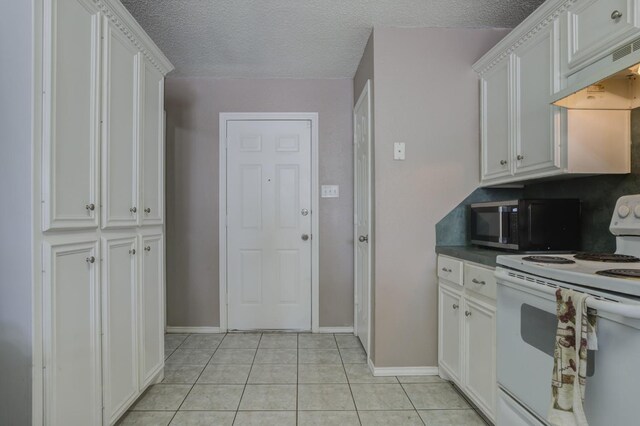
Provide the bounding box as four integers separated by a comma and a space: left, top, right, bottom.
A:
354, 81, 372, 354
226, 119, 312, 330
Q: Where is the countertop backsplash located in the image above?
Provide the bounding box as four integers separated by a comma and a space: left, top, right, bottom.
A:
436, 109, 640, 253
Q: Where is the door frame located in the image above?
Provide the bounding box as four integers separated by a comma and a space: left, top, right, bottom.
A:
353, 81, 372, 357
219, 112, 320, 332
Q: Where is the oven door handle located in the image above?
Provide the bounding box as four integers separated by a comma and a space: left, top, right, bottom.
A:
496, 268, 640, 320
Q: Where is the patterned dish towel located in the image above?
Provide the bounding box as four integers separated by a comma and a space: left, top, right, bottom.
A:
548, 288, 598, 426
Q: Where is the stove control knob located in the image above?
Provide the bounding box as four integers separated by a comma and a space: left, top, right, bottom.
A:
634, 205, 640, 218
618, 205, 631, 218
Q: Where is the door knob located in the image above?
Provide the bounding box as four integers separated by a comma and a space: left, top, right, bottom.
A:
358, 235, 368, 243
301, 234, 310, 241
301, 208, 309, 216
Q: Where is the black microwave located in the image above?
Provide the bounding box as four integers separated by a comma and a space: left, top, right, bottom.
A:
470, 199, 581, 251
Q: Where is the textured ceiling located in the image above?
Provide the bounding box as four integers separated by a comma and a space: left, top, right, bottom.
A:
120, 0, 545, 78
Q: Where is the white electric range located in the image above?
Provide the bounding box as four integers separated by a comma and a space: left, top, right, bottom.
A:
495, 194, 640, 426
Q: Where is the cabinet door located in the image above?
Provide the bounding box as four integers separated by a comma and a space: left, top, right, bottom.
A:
101, 20, 140, 229
140, 60, 164, 226
464, 297, 497, 421
102, 236, 138, 424
480, 57, 511, 181
513, 23, 561, 176
139, 233, 164, 387
438, 284, 463, 385
568, 0, 640, 70
43, 237, 101, 426
42, 0, 100, 230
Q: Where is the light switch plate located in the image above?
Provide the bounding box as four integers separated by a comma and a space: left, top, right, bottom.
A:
394, 142, 406, 160
321, 185, 339, 198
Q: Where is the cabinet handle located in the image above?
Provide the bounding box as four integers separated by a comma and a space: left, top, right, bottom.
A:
452, 304, 459, 310
129, 249, 136, 255
516, 155, 524, 161
130, 207, 137, 213
611, 10, 623, 20
85, 203, 95, 211
465, 311, 472, 317
86, 256, 95, 264
471, 278, 486, 285
144, 207, 151, 214
441, 267, 452, 273
499, 160, 507, 166
144, 246, 151, 252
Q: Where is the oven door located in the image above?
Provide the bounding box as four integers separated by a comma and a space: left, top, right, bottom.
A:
496, 268, 640, 425
470, 202, 517, 249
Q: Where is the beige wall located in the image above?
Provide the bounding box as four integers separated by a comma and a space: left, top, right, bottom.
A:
370, 27, 509, 367
165, 78, 354, 328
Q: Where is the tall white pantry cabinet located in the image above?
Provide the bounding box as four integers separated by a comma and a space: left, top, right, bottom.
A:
35, 0, 173, 424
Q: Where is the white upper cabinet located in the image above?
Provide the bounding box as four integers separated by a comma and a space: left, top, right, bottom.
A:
513, 22, 561, 176
140, 60, 165, 226
568, 0, 640, 70
43, 0, 100, 231
102, 18, 140, 229
480, 56, 511, 181
474, 0, 633, 186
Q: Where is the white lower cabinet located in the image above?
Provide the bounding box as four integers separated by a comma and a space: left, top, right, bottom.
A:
438, 256, 497, 422
102, 235, 139, 424
43, 237, 102, 426
139, 233, 165, 388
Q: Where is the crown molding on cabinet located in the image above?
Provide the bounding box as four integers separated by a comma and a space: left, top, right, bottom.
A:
93, 0, 174, 75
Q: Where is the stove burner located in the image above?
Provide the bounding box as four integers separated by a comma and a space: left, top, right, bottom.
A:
596, 269, 640, 279
574, 252, 640, 263
522, 256, 576, 264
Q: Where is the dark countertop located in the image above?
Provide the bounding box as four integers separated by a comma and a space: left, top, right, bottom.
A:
435, 245, 511, 268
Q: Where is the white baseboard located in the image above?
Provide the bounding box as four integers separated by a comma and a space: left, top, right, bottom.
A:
166, 326, 221, 334
316, 326, 354, 334
368, 358, 439, 377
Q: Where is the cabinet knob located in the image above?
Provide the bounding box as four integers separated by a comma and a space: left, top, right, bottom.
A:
516, 155, 524, 161
358, 235, 368, 243
130, 207, 137, 213
452, 304, 459, 310
144, 207, 151, 214
441, 267, 452, 273
465, 311, 472, 317
471, 278, 486, 285
611, 10, 623, 20
85, 203, 95, 211
129, 249, 136, 255
144, 246, 151, 252
500, 160, 508, 166
86, 256, 95, 264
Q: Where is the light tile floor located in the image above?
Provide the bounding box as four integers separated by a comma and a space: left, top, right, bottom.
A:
118, 333, 488, 425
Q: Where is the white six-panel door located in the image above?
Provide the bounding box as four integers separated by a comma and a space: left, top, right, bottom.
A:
101, 235, 138, 424
226, 120, 312, 330
102, 19, 140, 229
354, 81, 372, 354
42, 0, 101, 230
43, 237, 101, 426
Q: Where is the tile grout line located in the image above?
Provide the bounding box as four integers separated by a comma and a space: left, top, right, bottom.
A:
398, 381, 427, 426
166, 332, 225, 425
231, 332, 262, 425
336, 333, 363, 426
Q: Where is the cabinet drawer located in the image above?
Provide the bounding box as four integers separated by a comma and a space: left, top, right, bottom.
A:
438, 256, 463, 285
464, 263, 496, 300
568, 0, 640, 70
